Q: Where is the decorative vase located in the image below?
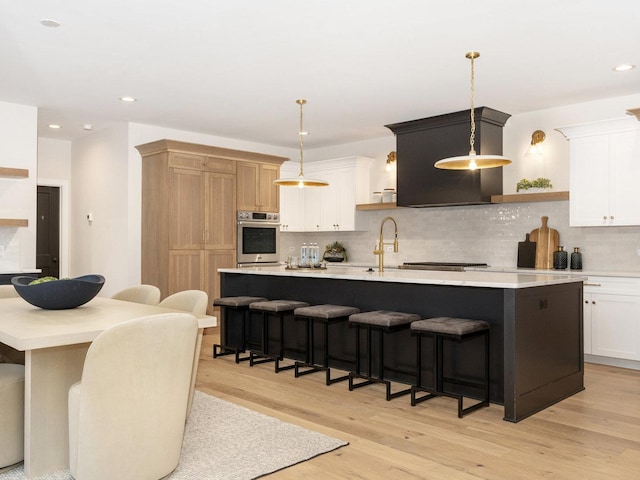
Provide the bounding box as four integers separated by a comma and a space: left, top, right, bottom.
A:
570, 247, 583, 270
553, 246, 568, 270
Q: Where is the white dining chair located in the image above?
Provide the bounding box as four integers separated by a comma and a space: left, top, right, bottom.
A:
68, 313, 197, 480
111, 284, 161, 305
0, 363, 25, 468
159, 289, 208, 316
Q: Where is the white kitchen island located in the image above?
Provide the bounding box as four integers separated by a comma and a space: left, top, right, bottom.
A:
219, 265, 586, 422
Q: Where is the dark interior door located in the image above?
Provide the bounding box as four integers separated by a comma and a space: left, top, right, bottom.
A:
36, 185, 60, 278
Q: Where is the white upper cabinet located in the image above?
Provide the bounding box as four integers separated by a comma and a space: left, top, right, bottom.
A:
278, 162, 305, 231
557, 117, 640, 226
279, 157, 373, 232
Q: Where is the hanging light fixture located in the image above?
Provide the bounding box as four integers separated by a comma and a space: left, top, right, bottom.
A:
273, 99, 329, 188
434, 52, 512, 171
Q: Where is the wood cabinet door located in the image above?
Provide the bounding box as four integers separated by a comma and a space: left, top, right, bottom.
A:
205, 172, 236, 250
237, 162, 280, 212
168, 250, 203, 296
169, 168, 204, 249
236, 162, 259, 211
258, 163, 280, 212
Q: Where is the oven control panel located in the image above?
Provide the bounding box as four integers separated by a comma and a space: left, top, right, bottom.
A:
237, 210, 280, 222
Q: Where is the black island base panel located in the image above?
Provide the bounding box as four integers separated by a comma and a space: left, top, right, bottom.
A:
219, 272, 584, 422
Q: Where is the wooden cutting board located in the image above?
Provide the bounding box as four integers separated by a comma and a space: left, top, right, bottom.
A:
517, 233, 537, 268
529, 216, 559, 269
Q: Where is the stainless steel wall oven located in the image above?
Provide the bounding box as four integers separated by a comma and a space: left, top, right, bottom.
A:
236, 210, 280, 265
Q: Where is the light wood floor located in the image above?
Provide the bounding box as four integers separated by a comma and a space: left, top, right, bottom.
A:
196, 332, 640, 479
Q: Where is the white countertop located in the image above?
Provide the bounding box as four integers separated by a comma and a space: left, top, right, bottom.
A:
467, 266, 640, 278
219, 265, 586, 289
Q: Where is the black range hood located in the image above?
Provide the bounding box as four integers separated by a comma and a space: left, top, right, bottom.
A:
385, 107, 511, 207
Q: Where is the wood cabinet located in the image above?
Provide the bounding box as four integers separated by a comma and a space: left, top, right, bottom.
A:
583, 276, 640, 362
136, 140, 286, 313
557, 117, 640, 226
236, 161, 280, 212
280, 156, 373, 232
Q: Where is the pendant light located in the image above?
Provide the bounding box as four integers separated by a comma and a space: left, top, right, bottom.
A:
434, 52, 512, 171
273, 99, 329, 188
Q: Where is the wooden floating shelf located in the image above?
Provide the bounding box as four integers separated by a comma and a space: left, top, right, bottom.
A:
0, 219, 29, 227
356, 191, 570, 210
355, 202, 399, 211
0, 167, 29, 178
491, 191, 570, 204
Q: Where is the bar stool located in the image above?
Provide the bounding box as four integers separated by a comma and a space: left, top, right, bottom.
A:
213, 296, 267, 363
293, 304, 360, 385
249, 299, 309, 373
348, 310, 420, 400
410, 317, 490, 418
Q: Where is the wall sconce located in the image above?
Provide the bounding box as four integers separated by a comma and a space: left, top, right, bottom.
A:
385, 151, 396, 172
526, 130, 546, 160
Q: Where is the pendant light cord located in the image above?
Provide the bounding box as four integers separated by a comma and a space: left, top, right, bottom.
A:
468, 53, 476, 155
298, 99, 306, 177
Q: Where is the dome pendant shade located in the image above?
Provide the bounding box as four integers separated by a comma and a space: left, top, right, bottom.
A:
435, 52, 511, 171
274, 99, 329, 187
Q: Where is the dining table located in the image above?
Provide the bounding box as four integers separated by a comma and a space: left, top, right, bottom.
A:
0, 295, 216, 479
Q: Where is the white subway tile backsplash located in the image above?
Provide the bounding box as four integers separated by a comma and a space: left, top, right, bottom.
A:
280, 201, 640, 272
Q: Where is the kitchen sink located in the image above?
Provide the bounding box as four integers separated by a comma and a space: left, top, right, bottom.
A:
398, 262, 488, 272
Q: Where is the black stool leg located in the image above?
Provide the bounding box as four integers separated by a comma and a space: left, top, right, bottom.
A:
274, 312, 295, 373
411, 332, 438, 406
250, 311, 276, 367
213, 306, 250, 363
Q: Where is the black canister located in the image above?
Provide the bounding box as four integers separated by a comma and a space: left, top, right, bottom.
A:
570, 247, 583, 270
553, 246, 568, 270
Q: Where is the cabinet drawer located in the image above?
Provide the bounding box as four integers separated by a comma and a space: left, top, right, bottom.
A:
583, 276, 640, 295
168, 153, 206, 170
204, 157, 236, 174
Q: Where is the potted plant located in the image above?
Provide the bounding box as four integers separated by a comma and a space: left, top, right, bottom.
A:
323, 241, 347, 262
516, 177, 553, 192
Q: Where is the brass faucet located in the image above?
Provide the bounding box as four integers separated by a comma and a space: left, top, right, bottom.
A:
373, 216, 398, 272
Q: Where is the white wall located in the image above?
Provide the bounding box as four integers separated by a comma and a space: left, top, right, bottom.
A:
70, 125, 130, 295
0, 101, 37, 272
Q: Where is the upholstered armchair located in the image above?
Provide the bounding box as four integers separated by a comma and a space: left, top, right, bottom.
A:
111, 284, 161, 305
68, 313, 197, 480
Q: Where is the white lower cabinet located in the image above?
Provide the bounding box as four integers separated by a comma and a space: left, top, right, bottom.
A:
583, 276, 640, 362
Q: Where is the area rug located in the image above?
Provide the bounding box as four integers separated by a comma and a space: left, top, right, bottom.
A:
0, 390, 348, 480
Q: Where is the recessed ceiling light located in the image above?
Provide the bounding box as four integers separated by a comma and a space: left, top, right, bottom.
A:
612, 63, 636, 72
119, 96, 137, 103
40, 19, 60, 28
83, 124, 93, 131
48, 124, 61, 129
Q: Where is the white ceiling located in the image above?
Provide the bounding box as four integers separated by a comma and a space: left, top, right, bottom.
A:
1, 0, 639, 149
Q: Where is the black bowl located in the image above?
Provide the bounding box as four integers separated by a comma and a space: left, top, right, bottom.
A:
11, 274, 105, 310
